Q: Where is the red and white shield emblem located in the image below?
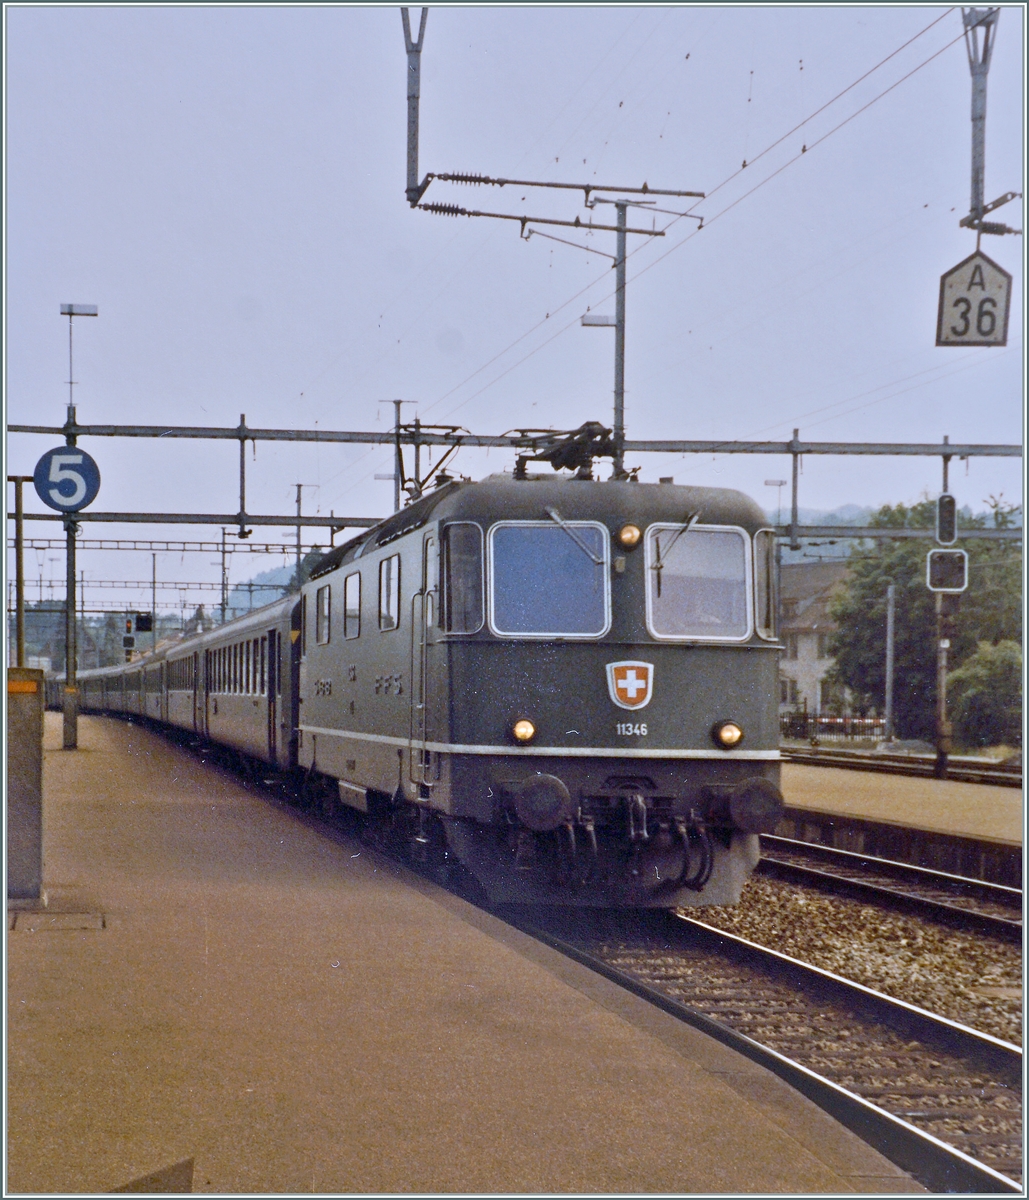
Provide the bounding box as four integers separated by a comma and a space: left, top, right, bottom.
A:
606, 661, 654, 711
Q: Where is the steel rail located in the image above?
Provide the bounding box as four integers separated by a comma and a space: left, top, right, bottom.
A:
7, 421, 1022, 458
761, 835, 1022, 906
757, 837, 1021, 941
497, 909, 1020, 1194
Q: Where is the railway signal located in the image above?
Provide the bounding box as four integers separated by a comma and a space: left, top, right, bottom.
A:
926, 548, 968, 593
936, 493, 958, 545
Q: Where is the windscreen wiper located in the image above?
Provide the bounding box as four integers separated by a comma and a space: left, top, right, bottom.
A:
545, 507, 604, 565
652, 511, 701, 597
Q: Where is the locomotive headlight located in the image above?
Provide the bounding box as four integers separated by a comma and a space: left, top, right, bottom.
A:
713, 720, 744, 748
512, 718, 537, 743
618, 524, 642, 548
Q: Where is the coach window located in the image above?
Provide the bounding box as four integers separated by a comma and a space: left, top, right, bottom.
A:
646, 524, 751, 641
441, 523, 483, 634
344, 573, 361, 639
488, 521, 609, 637
260, 637, 267, 694
379, 555, 400, 631
316, 584, 332, 644
754, 530, 778, 640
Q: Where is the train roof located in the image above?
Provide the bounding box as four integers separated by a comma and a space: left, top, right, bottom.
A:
310, 474, 767, 578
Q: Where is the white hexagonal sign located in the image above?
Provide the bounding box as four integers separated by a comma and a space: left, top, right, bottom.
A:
936, 250, 1011, 347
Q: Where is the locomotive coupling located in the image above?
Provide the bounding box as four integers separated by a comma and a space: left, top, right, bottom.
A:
512, 773, 575, 832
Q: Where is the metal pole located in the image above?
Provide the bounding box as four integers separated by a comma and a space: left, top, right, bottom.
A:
613, 200, 627, 478
393, 401, 403, 513
152, 552, 157, 652
295, 485, 303, 582
964, 8, 999, 223
220, 528, 228, 624
67, 314, 74, 420
789, 429, 801, 550
239, 415, 247, 536
401, 7, 429, 205
63, 518, 78, 749
933, 591, 950, 779
884, 583, 896, 741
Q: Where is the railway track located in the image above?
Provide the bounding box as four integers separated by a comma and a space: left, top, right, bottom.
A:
498, 906, 1022, 1194
781, 747, 1022, 788
758, 835, 1022, 941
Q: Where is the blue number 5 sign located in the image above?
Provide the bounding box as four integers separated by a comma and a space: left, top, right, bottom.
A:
33, 446, 101, 512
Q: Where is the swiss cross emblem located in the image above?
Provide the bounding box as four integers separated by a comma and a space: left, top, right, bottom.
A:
606, 661, 654, 710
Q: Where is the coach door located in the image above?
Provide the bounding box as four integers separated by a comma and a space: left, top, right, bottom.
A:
408, 533, 439, 793
266, 629, 278, 763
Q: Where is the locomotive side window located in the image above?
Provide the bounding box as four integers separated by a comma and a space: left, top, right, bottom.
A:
441, 523, 483, 634
645, 524, 751, 641
488, 521, 610, 638
379, 555, 400, 631
344, 573, 361, 639
754, 530, 778, 640
316, 584, 331, 645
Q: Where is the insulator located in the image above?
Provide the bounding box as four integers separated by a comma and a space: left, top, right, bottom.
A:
419, 203, 465, 217
441, 172, 490, 185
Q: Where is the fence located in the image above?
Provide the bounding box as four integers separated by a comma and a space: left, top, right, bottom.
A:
780, 713, 886, 743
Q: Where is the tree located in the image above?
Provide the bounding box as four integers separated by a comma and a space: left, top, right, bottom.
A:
827, 498, 1021, 741
948, 641, 1022, 749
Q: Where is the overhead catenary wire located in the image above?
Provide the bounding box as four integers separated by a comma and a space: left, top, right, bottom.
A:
324, 11, 997, 505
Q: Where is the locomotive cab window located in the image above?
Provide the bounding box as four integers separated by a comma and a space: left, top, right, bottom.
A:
488, 520, 610, 638
316, 584, 331, 645
754, 529, 778, 640
379, 555, 400, 631
442, 523, 483, 634
646, 524, 751, 641
344, 573, 361, 639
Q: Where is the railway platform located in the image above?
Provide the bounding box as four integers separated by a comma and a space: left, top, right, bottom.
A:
7, 715, 924, 1195
778, 763, 1022, 886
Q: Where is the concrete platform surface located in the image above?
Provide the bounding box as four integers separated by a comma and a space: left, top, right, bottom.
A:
7, 715, 925, 1195
782, 763, 1022, 847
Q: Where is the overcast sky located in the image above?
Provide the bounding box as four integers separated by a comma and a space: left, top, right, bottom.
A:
5, 3, 1024, 613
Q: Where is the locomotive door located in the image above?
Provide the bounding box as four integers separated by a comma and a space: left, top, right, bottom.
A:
408, 533, 439, 792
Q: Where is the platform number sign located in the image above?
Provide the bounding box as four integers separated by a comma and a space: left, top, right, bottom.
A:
33, 446, 101, 512
936, 250, 1011, 347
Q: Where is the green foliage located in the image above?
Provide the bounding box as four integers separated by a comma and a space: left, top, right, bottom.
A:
827, 498, 1021, 741
948, 641, 1022, 749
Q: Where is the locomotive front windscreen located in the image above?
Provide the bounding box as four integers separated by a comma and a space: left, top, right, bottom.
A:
646, 524, 750, 640
488, 521, 609, 636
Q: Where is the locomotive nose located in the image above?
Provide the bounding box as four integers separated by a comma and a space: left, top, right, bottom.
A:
728, 777, 785, 834
513, 773, 575, 832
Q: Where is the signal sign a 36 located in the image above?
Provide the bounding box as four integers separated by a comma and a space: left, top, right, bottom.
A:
33, 445, 101, 512
936, 250, 1011, 347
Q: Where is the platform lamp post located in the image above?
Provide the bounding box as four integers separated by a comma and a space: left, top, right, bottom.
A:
59, 302, 97, 750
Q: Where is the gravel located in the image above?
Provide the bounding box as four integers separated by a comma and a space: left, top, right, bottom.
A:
684, 875, 1022, 1045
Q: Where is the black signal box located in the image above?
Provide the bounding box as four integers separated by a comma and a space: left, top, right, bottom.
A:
135, 613, 153, 633
936, 494, 957, 545
926, 548, 968, 593
123, 635, 135, 649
